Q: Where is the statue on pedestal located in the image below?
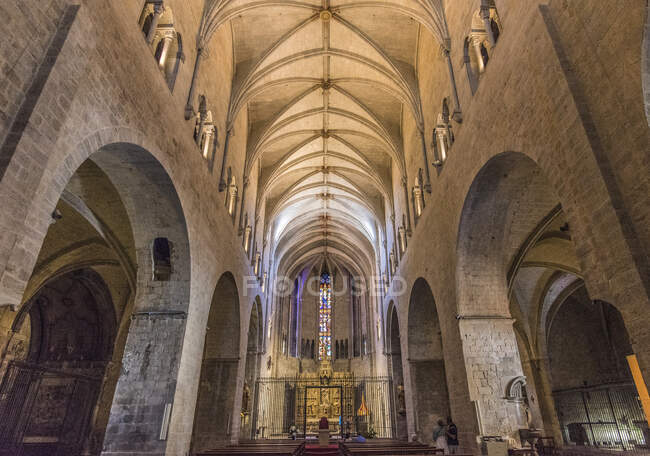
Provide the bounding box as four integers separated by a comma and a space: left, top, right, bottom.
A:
397, 383, 406, 415
242, 381, 251, 415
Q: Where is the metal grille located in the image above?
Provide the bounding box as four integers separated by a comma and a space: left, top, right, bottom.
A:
554, 383, 646, 450
252, 376, 395, 440
0, 361, 101, 455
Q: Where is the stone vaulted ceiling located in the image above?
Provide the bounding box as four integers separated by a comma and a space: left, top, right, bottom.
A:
201, 0, 449, 278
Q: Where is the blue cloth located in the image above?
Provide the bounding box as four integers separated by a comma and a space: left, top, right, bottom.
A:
354, 435, 366, 443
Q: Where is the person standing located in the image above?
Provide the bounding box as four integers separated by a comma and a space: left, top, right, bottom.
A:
446, 417, 459, 454
433, 419, 449, 454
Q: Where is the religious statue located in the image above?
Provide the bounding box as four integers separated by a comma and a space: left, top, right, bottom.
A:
397, 383, 406, 415
524, 401, 534, 429
319, 397, 330, 418
242, 381, 251, 414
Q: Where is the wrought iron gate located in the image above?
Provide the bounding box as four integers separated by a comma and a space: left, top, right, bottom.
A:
554, 383, 647, 450
251, 376, 394, 440
0, 361, 101, 456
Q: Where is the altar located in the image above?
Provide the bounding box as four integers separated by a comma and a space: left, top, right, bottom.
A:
298, 361, 351, 436
303, 384, 343, 434
250, 361, 395, 440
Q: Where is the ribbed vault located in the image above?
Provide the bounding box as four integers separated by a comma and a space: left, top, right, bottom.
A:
202, 0, 446, 277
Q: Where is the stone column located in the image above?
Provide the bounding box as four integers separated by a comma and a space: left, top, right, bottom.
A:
201, 127, 214, 159
525, 357, 563, 442
102, 310, 187, 455
481, 1, 497, 48
146, 3, 164, 44
463, 52, 478, 96
196, 96, 207, 144
218, 127, 232, 191
390, 213, 400, 263
157, 33, 174, 68
184, 47, 206, 120
418, 133, 432, 194
238, 177, 249, 234
458, 317, 528, 441
472, 36, 486, 74
442, 46, 463, 122
401, 176, 412, 235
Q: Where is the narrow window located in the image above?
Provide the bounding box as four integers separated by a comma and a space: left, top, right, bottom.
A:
152, 237, 171, 281
318, 272, 332, 360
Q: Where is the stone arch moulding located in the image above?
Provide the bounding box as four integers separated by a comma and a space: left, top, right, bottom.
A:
456, 152, 560, 318
191, 270, 242, 451
0, 126, 189, 310
407, 277, 450, 445
2, 126, 193, 455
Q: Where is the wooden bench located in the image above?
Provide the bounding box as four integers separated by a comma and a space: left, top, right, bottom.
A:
196, 441, 304, 456
340, 441, 445, 456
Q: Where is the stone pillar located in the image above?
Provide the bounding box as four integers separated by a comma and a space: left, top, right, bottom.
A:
197, 96, 207, 141
481, 1, 497, 48
184, 47, 206, 120
101, 311, 187, 455
443, 46, 463, 122
472, 36, 486, 74
418, 133, 432, 193
157, 33, 174, 68
201, 127, 214, 159
525, 357, 563, 442
218, 127, 232, 192
146, 3, 164, 45
238, 177, 248, 234
463, 52, 478, 96
390, 213, 400, 263
401, 176, 412, 234
458, 317, 528, 441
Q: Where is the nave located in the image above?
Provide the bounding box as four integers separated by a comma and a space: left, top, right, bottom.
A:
0, 0, 649, 455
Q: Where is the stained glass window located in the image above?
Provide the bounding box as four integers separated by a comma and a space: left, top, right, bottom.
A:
319, 273, 332, 360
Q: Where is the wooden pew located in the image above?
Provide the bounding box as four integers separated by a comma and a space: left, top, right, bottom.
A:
196, 441, 304, 456
340, 441, 445, 456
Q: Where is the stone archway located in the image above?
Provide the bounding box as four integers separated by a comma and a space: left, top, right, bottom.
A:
545, 290, 642, 448
407, 278, 450, 444
456, 152, 560, 441
387, 302, 407, 440
241, 297, 263, 440
0, 140, 193, 455
88, 143, 192, 455
0, 268, 116, 455
456, 150, 650, 444
191, 271, 241, 451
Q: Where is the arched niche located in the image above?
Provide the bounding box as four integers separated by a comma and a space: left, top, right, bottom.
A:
191, 271, 241, 451
0, 268, 116, 454
545, 290, 643, 449
407, 278, 450, 444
